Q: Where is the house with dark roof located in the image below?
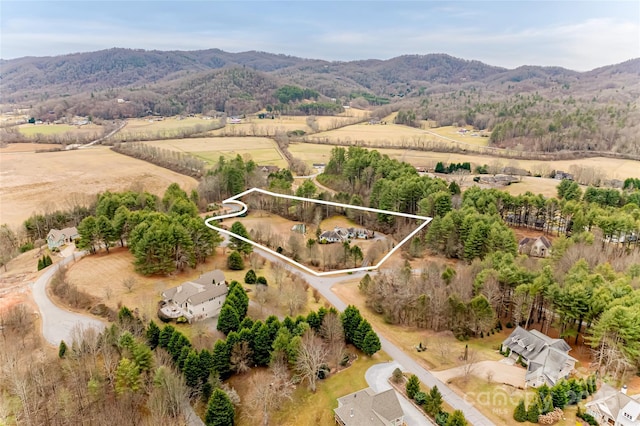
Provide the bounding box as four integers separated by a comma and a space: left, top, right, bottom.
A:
502, 327, 576, 387
586, 384, 640, 425
46, 227, 79, 250
334, 388, 404, 426
160, 270, 227, 323
518, 235, 552, 257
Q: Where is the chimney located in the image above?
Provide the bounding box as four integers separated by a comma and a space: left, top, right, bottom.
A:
621, 385, 628, 395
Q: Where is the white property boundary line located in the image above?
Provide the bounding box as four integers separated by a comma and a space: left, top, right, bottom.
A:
204, 188, 432, 277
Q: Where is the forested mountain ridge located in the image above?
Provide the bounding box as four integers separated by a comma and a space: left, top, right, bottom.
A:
3, 48, 639, 155
3, 48, 638, 104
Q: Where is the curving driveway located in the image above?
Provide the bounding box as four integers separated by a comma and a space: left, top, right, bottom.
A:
366, 362, 436, 426
31, 252, 105, 346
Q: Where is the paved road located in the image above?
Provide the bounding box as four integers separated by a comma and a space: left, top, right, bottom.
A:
251, 247, 495, 426
365, 362, 435, 426
31, 252, 105, 346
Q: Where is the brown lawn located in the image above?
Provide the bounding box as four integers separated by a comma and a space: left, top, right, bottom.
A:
142, 137, 287, 167
0, 143, 61, 153
0, 146, 197, 228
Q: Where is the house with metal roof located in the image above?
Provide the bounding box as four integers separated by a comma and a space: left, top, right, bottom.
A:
334, 388, 404, 426
502, 326, 576, 387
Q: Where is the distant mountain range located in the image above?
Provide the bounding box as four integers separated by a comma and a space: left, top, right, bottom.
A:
2, 48, 639, 156
2, 48, 638, 104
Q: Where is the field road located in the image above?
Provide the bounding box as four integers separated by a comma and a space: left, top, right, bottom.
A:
365, 361, 437, 426
250, 247, 495, 426
31, 252, 105, 346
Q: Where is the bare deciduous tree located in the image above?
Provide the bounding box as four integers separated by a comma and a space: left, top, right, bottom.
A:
295, 331, 328, 393
281, 276, 308, 316
319, 311, 344, 367
122, 277, 136, 293
230, 341, 253, 375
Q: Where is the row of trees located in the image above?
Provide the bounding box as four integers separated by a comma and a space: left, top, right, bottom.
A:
405, 374, 467, 425
513, 377, 597, 423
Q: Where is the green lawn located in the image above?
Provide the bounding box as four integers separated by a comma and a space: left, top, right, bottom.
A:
268, 352, 391, 426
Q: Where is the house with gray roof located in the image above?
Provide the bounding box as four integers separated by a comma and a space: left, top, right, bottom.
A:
160, 270, 227, 323
334, 388, 404, 426
518, 235, 552, 257
586, 384, 640, 425
502, 326, 576, 387
46, 227, 79, 250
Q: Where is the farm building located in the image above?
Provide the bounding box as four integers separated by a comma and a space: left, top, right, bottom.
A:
160, 270, 227, 323
502, 327, 576, 388
46, 227, 79, 250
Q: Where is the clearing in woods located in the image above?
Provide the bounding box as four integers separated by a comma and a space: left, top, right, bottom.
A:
141, 137, 288, 167
0, 146, 197, 228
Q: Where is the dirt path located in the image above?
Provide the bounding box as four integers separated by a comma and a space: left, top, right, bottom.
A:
432, 360, 525, 388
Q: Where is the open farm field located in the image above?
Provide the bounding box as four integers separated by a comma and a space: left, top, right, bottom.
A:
0, 146, 197, 227
308, 122, 431, 144
18, 122, 103, 137
119, 116, 207, 135
142, 137, 287, 167
0, 143, 60, 152
209, 110, 368, 137
423, 125, 490, 146
289, 142, 640, 182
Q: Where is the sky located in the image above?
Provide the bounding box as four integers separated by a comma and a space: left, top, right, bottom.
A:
1, 1, 639, 71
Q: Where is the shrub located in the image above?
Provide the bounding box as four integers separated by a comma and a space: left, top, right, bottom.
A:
506, 321, 513, 328
256, 276, 268, 285
19, 242, 34, 253
227, 250, 244, 270
513, 399, 527, 422
435, 412, 449, 426
392, 368, 404, 384
414, 391, 427, 405
244, 269, 257, 284
58, 340, 67, 358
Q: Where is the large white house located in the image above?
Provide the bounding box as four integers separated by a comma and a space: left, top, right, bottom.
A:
586, 384, 640, 425
160, 270, 227, 323
502, 327, 576, 387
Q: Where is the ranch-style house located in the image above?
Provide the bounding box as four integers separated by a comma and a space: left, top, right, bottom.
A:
46, 227, 79, 250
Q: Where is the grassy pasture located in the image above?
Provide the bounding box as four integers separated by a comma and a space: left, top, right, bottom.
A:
119, 116, 208, 136
0, 146, 197, 228
423, 125, 491, 146
141, 137, 287, 167
18, 123, 103, 137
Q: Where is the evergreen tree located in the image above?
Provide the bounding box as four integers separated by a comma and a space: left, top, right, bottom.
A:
406, 374, 420, 399
513, 399, 527, 422
212, 340, 231, 379
183, 350, 203, 388
435, 162, 446, 174
244, 269, 257, 284
217, 305, 240, 335
229, 221, 253, 255
425, 386, 443, 417
227, 251, 244, 270
178, 345, 191, 370
527, 402, 540, 423
132, 343, 154, 373
446, 410, 468, 426
198, 349, 215, 384
361, 330, 381, 356
45, 255, 53, 266
353, 319, 373, 350
115, 358, 141, 395
37, 257, 44, 271
146, 320, 161, 350
158, 325, 176, 348
551, 380, 568, 409
252, 323, 272, 366
341, 305, 363, 344
58, 340, 67, 358
205, 388, 235, 426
